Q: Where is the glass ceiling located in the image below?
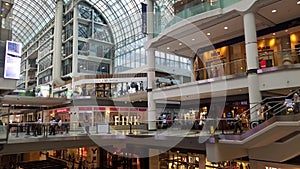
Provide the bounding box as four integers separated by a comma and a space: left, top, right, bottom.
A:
89, 0, 146, 49
11, 0, 177, 51
12, 0, 56, 46
11, 0, 156, 49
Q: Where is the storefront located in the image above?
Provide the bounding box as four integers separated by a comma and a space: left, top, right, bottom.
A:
73, 76, 147, 98
75, 106, 147, 131
192, 29, 300, 81
55, 107, 71, 122
159, 150, 206, 169
203, 47, 229, 78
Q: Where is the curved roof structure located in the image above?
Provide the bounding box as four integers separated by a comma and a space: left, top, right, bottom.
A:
12, 0, 56, 45
11, 0, 160, 49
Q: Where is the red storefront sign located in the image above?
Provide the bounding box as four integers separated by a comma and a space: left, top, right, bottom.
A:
94, 107, 106, 111
78, 107, 93, 111
56, 107, 70, 113
110, 107, 118, 112
119, 107, 130, 111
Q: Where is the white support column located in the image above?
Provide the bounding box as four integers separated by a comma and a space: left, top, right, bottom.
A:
190, 58, 195, 82
25, 60, 29, 89
243, 12, 262, 122
72, 1, 79, 89
147, 0, 157, 131
52, 0, 64, 86
179, 75, 184, 84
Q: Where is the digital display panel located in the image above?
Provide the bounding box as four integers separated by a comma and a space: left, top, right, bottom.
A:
4, 41, 22, 79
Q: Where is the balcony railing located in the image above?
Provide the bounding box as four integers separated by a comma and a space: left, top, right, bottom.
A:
191, 48, 300, 81
154, 0, 242, 37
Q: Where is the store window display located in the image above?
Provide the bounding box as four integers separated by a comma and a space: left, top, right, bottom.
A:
193, 53, 206, 80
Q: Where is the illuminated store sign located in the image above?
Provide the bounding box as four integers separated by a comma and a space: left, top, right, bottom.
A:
4, 41, 22, 79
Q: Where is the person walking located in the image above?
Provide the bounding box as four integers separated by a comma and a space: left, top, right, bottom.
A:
234, 114, 243, 134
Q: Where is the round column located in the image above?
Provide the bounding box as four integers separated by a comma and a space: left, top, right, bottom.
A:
147, 0, 157, 130
72, 2, 79, 89
243, 12, 262, 122
52, 0, 64, 86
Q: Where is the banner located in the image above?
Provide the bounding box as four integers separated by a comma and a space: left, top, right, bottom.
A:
141, 2, 147, 34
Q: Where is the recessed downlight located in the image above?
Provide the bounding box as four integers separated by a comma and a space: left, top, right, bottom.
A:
192, 38, 195, 41
207, 32, 211, 36
179, 43, 182, 46
167, 47, 170, 50
272, 33, 276, 36
224, 26, 228, 30
272, 9, 277, 13
297, 1, 300, 5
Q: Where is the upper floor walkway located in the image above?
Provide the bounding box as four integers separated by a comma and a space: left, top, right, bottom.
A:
1, 102, 300, 163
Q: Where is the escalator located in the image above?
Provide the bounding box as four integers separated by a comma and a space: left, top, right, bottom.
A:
206, 89, 300, 162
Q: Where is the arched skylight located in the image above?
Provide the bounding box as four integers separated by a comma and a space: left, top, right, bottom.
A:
11, 0, 56, 46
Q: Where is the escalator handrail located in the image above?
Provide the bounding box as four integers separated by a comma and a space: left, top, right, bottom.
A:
239, 88, 300, 120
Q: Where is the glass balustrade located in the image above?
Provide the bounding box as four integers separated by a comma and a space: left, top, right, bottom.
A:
154, 0, 242, 36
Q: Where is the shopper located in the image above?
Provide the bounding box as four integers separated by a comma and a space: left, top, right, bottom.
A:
64, 119, 69, 134
57, 119, 62, 134
234, 114, 243, 134
49, 118, 56, 135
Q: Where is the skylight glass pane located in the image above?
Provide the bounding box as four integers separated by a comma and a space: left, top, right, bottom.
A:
12, 0, 55, 45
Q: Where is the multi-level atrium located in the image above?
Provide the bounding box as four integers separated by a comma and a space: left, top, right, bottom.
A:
1, 0, 300, 169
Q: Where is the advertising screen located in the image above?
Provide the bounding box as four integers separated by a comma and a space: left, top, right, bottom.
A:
38, 85, 51, 98
4, 41, 22, 79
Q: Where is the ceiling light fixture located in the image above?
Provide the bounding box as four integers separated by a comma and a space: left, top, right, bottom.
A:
271, 9, 277, 13
297, 1, 300, 5
179, 43, 182, 46
5, 3, 9, 6
192, 38, 195, 41
272, 33, 276, 36
207, 32, 211, 36
224, 26, 228, 30
167, 47, 170, 50
285, 29, 288, 32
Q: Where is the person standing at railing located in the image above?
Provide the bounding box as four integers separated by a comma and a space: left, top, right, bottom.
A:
0, 120, 3, 133
49, 118, 56, 135
64, 119, 69, 134
57, 119, 63, 134
37, 117, 42, 135
293, 92, 300, 114
84, 117, 90, 134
